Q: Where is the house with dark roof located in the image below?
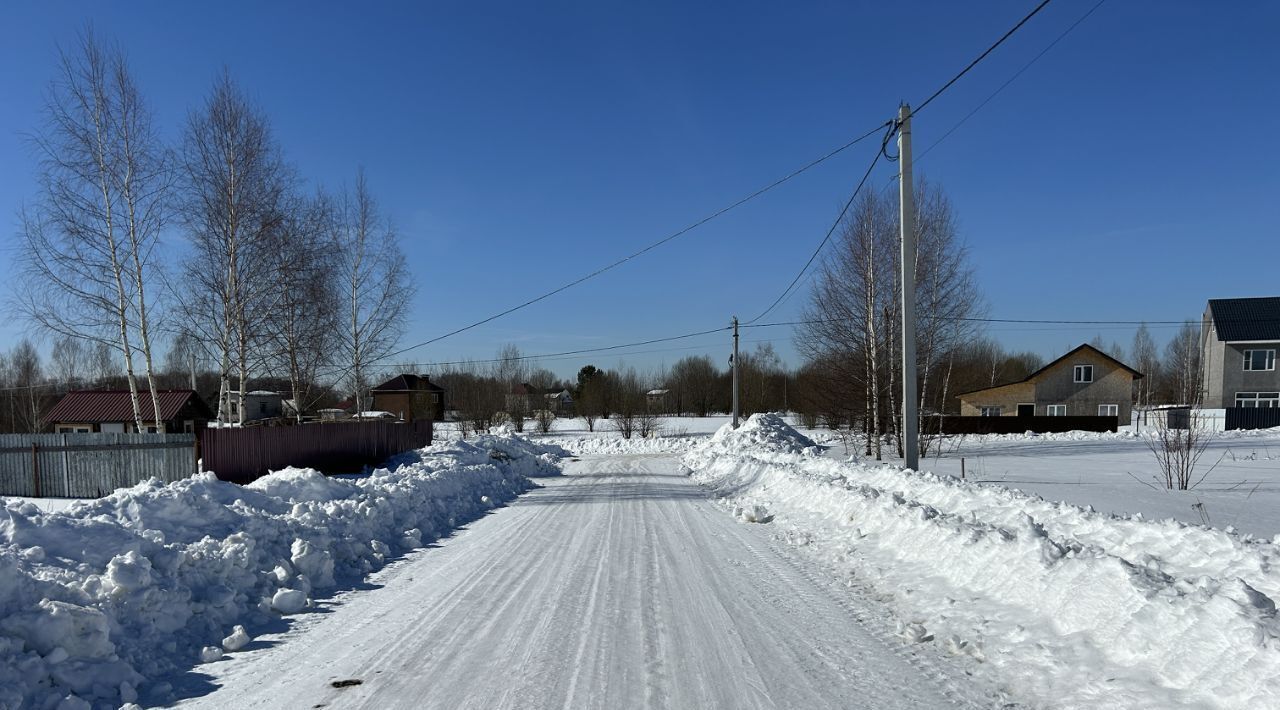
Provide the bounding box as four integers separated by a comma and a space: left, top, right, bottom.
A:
956, 344, 1143, 422
370, 374, 445, 422
43, 390, 214, 434
1201, 297, 1280, 408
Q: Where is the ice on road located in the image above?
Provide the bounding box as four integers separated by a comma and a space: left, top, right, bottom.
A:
179, 454, 974, 709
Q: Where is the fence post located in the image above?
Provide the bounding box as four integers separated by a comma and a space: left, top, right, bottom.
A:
960, 457, 966, 480
31, 442, 41, 498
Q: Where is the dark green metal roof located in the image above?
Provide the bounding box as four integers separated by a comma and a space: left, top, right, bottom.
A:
1207, 297, 1280, 341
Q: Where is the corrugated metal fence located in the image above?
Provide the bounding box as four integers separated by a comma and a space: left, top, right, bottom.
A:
201, 420, 433, 484
1225, 408, 1280, 431
928, 415, 1118, 435
0, 433, 198, 498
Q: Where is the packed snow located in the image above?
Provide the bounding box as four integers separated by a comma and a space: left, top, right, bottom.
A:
684, 413, 1280, 709
0, 434, 565, 709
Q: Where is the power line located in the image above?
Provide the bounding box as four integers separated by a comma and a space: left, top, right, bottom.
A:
743, 122, 898, 325
911, 0, 1055, 118
377, 122, 895, 364
916, 0, 1107, 164
383, 326, 732, 369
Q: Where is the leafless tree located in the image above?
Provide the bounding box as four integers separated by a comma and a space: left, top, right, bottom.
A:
16, 30, 168, 430
89, 340, 120, 386
796, 178, 983, 460
335, 169, 412, 414
178, 71, 288, 424
11, 340, 45, 433
1163, 321, 1202, 406
50, 335, 85, 390
264, 190, 340, 421
1131, 323, 1160, 410
669, 355, 720, 417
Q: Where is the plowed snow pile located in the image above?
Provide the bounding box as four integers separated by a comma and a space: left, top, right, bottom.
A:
685, 413, 1280, 709
0, 435, 564, 709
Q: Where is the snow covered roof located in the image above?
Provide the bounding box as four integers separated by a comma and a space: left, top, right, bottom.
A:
647, 389, 670, 396
352, 411, 396, 419
246, 390, 280, 397
43, 390, 212, 423
1207, 297, 1280, 342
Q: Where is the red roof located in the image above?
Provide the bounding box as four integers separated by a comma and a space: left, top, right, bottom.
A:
43, 390, 212, 424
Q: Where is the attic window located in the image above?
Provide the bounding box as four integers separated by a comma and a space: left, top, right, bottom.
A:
1073, 365, 1094, 383
1244, 349, 1276, 371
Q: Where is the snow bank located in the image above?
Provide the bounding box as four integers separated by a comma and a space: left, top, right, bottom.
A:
0, 434, 563, 709
540, 435, 702, 455
684, 414, 1280, 709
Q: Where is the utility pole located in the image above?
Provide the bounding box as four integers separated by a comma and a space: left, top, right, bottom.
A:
898, 104, 919, 471
732, 316, 740, 428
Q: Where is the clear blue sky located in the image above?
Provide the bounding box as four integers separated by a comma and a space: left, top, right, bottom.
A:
2, 1, 1277, 379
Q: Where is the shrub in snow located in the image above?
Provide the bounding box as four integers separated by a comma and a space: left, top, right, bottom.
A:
684, 413, 1280, 709
0, 433, 564, 709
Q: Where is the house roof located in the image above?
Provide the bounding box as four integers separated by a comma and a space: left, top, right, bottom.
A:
372, 374, 444, 393
512, 383, 560, 395
1206, 297, 1280, 342
44, 390, 213, 424
954, 343, 1143, 398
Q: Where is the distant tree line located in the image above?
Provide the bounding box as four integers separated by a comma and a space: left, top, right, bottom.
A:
10, 30, 412, 429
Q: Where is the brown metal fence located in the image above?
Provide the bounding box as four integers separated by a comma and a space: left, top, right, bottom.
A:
200, 420, 433, 484
0, 433, 199, 498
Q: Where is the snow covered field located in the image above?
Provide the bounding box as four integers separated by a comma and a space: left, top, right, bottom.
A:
0, 435, 564, 709
686, 414, 1280, 709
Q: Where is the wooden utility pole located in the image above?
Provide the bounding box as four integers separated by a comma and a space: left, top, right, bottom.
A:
732, 317, 740, 428
898, 104, 919, 471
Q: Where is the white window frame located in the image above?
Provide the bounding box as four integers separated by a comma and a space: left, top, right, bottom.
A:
1244, 349, 1277, 371
980, 406, 1002, 417
1098, 404, 1119, 417
1046, 404, 1067, 416
1236, 392, 1280, 408
1073, 364, 1094, 383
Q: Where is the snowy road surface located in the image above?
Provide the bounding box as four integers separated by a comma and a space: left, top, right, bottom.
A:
177, 454, 977, 709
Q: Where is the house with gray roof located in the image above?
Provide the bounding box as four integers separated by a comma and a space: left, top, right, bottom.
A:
1200, 297, 1280, 408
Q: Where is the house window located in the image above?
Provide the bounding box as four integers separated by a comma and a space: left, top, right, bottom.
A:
1046, 405, 1067, 416
1236, 392, 1280, 408
1073, 365, 1094, 383
1244, 349, 1277, 371
1098, 404, 1119, 417
980, 406, 1002, 417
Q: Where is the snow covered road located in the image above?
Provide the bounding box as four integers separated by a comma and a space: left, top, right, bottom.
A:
177, 454, 976, 709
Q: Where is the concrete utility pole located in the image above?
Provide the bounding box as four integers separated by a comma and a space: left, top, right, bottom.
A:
732, 316, 740, 429
898, 104, 919, 471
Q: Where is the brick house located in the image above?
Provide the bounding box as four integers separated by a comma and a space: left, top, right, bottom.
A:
1200, 297, 1280, 409
43, 390, 214, 433
370, 374, 446, 422
956, 344, 1142, 421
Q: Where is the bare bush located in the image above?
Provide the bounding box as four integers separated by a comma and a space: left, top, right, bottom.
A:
533, 408, 555, 435
638, 410, 662, 438
1146, 412, 1212, 490
612, 411, 637, 439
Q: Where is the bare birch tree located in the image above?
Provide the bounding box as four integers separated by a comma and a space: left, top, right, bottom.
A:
16, 30, 168, 430
178, 71, 287, 424
335, 169, 412, 414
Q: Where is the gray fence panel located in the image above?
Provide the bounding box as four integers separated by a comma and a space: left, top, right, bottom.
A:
0, 433, 197, 499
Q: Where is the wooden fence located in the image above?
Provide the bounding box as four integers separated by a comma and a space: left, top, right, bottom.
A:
926, 415, 1118, 435
200, 420, 433, 484
0, 433, 198, 498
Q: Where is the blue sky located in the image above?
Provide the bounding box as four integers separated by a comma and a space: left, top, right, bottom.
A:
2, 1, 1277, 378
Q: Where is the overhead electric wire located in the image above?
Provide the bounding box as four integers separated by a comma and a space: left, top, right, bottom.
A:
745, 0, 1061, 326
743, 122, 898, 325
376, 121, 896, 364
910, 0, 1055, 118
